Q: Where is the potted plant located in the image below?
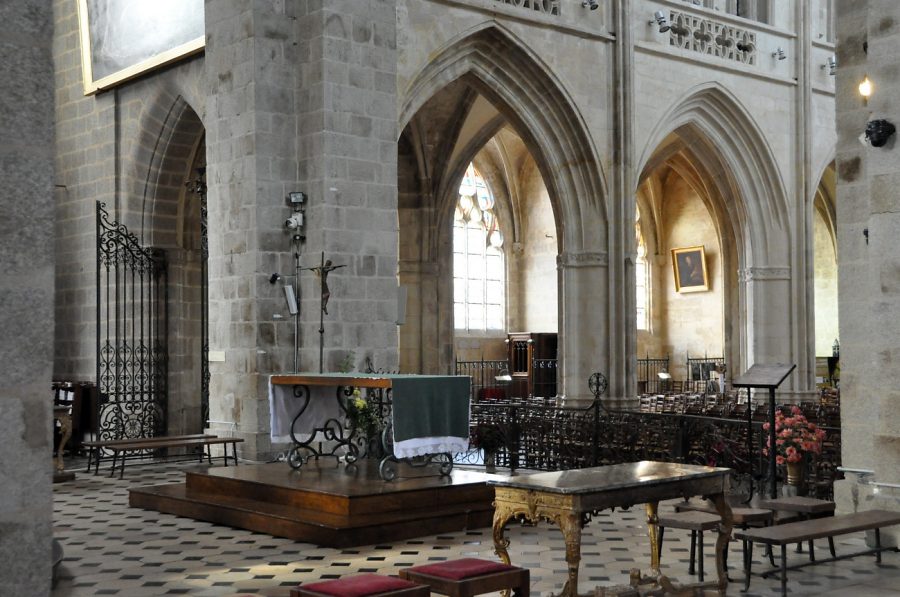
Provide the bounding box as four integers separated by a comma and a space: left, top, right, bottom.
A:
763, 406, 826, 487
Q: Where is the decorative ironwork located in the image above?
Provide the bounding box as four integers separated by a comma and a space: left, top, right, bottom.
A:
637, 354, 669, 394
668, 10, 757, 65
95, 202, 168, 450
455, 358, 508, 401
686, 353, 725, 393
186, 168, 209, 428
286, 384, 360, 469
493, 0, 560, 17
468, 394, 842, 497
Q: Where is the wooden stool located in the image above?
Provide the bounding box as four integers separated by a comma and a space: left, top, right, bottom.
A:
657, 511, 721, 581
291, 574, 429, 597
399, 557, 529, 597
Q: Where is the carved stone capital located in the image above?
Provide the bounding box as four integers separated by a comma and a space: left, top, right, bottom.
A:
557, 251, 609, 269
738, 266, 791, 282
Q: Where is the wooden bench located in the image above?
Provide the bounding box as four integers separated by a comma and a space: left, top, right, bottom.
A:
100, 436, 242, 479
735, 509, 900, 597
84, 434, 218, 474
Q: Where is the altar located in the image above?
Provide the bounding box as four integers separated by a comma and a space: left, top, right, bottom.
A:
269, 373, 471, 479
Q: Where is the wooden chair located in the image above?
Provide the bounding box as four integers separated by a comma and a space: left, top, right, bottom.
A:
657, 511, 721, 581
291, 574, 429, 597
400, 557, 529, 597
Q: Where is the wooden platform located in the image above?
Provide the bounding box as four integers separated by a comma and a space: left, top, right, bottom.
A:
129, 460, 499, 547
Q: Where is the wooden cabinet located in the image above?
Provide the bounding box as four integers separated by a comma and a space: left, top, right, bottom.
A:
506, 332, 558, 398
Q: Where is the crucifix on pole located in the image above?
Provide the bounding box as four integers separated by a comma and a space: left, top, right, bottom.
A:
301, 251, 346, 372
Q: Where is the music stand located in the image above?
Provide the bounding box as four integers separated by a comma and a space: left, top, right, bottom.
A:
732, 363, 796, 499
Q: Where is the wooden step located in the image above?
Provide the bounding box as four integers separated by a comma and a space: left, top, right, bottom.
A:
129, 461, 500, 547
130, 482, 494, 547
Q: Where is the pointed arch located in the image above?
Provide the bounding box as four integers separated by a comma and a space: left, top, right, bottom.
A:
127, 91, 205, 247
400, 22, 608, 252
637, 82, 790, 266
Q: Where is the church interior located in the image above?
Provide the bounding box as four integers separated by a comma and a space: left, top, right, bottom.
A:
3, 0, 900, 595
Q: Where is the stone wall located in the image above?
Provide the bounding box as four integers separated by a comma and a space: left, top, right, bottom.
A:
0, 1, 54, 593
834, 0, 900, 542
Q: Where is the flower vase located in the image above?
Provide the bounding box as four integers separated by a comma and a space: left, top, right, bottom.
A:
785, 461, 803, 486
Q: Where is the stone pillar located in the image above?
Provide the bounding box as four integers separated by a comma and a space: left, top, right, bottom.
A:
294, 0, 399, 374
204, 0, 301, 459
398, 260, 439, 374
0, 1, 54, 593
834, 0, 900, 542
204, 1, 398, 459
558, 251, 609, 404
739, 267, 802, 396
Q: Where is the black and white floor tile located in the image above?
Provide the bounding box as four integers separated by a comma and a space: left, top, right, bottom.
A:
52, 460, 900, 596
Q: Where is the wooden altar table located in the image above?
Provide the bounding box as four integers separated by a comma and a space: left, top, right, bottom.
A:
488, 461, 733, 596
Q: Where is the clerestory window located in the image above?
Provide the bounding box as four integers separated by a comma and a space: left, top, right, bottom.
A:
453, 164, 505, 333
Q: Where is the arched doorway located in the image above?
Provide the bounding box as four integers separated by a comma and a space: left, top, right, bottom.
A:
137, 96, 207, 435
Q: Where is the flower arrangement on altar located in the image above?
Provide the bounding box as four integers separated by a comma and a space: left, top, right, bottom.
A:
763, 405, 826, 465
470, 422, 505, 454
345, 388, 382, 437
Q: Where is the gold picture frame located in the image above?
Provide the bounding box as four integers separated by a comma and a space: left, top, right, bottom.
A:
76, 0, 204, 95
671, 246, 709, 293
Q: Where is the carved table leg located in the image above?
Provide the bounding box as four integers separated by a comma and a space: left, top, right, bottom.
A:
55, 412, 72, 473
558, 510, 582, 597
492, 502, 516, 566
646, 500, 661, 574
709, 493, 734, 596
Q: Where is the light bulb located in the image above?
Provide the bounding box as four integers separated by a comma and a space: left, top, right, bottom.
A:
859, 76, 873, 98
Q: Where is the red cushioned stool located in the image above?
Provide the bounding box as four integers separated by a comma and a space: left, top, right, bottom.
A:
399, 558, 529, 597
291, 573, 430, 597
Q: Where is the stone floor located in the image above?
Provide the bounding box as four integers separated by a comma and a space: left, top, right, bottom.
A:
52, 459, 900, 596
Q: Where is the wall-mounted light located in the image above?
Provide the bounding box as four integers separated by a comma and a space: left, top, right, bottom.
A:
822, 55, 837, 76
865, 119, 895, 147
772, 47, 786, 60
285, 191, 307, 243
582, 0, 598, 10
649, 10, 670, 33
859, 75, 873, 98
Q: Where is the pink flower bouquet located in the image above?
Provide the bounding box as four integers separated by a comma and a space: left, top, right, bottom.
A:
762, 406, 826, 465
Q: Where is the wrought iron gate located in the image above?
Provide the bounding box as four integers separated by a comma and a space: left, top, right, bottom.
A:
186, 168, 209, 427
96, 202, 168, 442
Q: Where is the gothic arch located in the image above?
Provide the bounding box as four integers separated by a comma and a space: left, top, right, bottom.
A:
637, 82, 791, 267
400, 22, 608, 253
127, 92, 205, 248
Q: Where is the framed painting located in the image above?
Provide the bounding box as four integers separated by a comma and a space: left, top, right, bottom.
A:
671, 246, 709, 293
76, 0, 205, 95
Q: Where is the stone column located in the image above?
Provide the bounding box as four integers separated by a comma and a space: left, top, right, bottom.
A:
0, 1, 54, 593
739, 266, 801, 395
204, 1, 398, 459
204, 0, 301, 460
294, 0, 399, 375
834, 0, 900, 540
558, 251, 609, 404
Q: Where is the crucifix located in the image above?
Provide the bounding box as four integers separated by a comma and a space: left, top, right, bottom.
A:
301, 251, 346, 372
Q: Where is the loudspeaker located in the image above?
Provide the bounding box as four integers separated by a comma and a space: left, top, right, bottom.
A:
395, 285, 408, 325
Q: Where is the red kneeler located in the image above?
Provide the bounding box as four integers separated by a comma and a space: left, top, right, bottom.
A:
291, 573, 430, 597
400, 558, 530, 597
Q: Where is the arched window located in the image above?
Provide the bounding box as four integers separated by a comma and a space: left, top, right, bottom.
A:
453, 164, 505, 332
636, 207, 649, 331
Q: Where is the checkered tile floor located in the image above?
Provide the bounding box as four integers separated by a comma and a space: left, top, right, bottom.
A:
52, 459, 900, 596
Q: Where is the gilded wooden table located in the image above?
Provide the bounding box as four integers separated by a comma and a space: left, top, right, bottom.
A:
488, 461, 733, 596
